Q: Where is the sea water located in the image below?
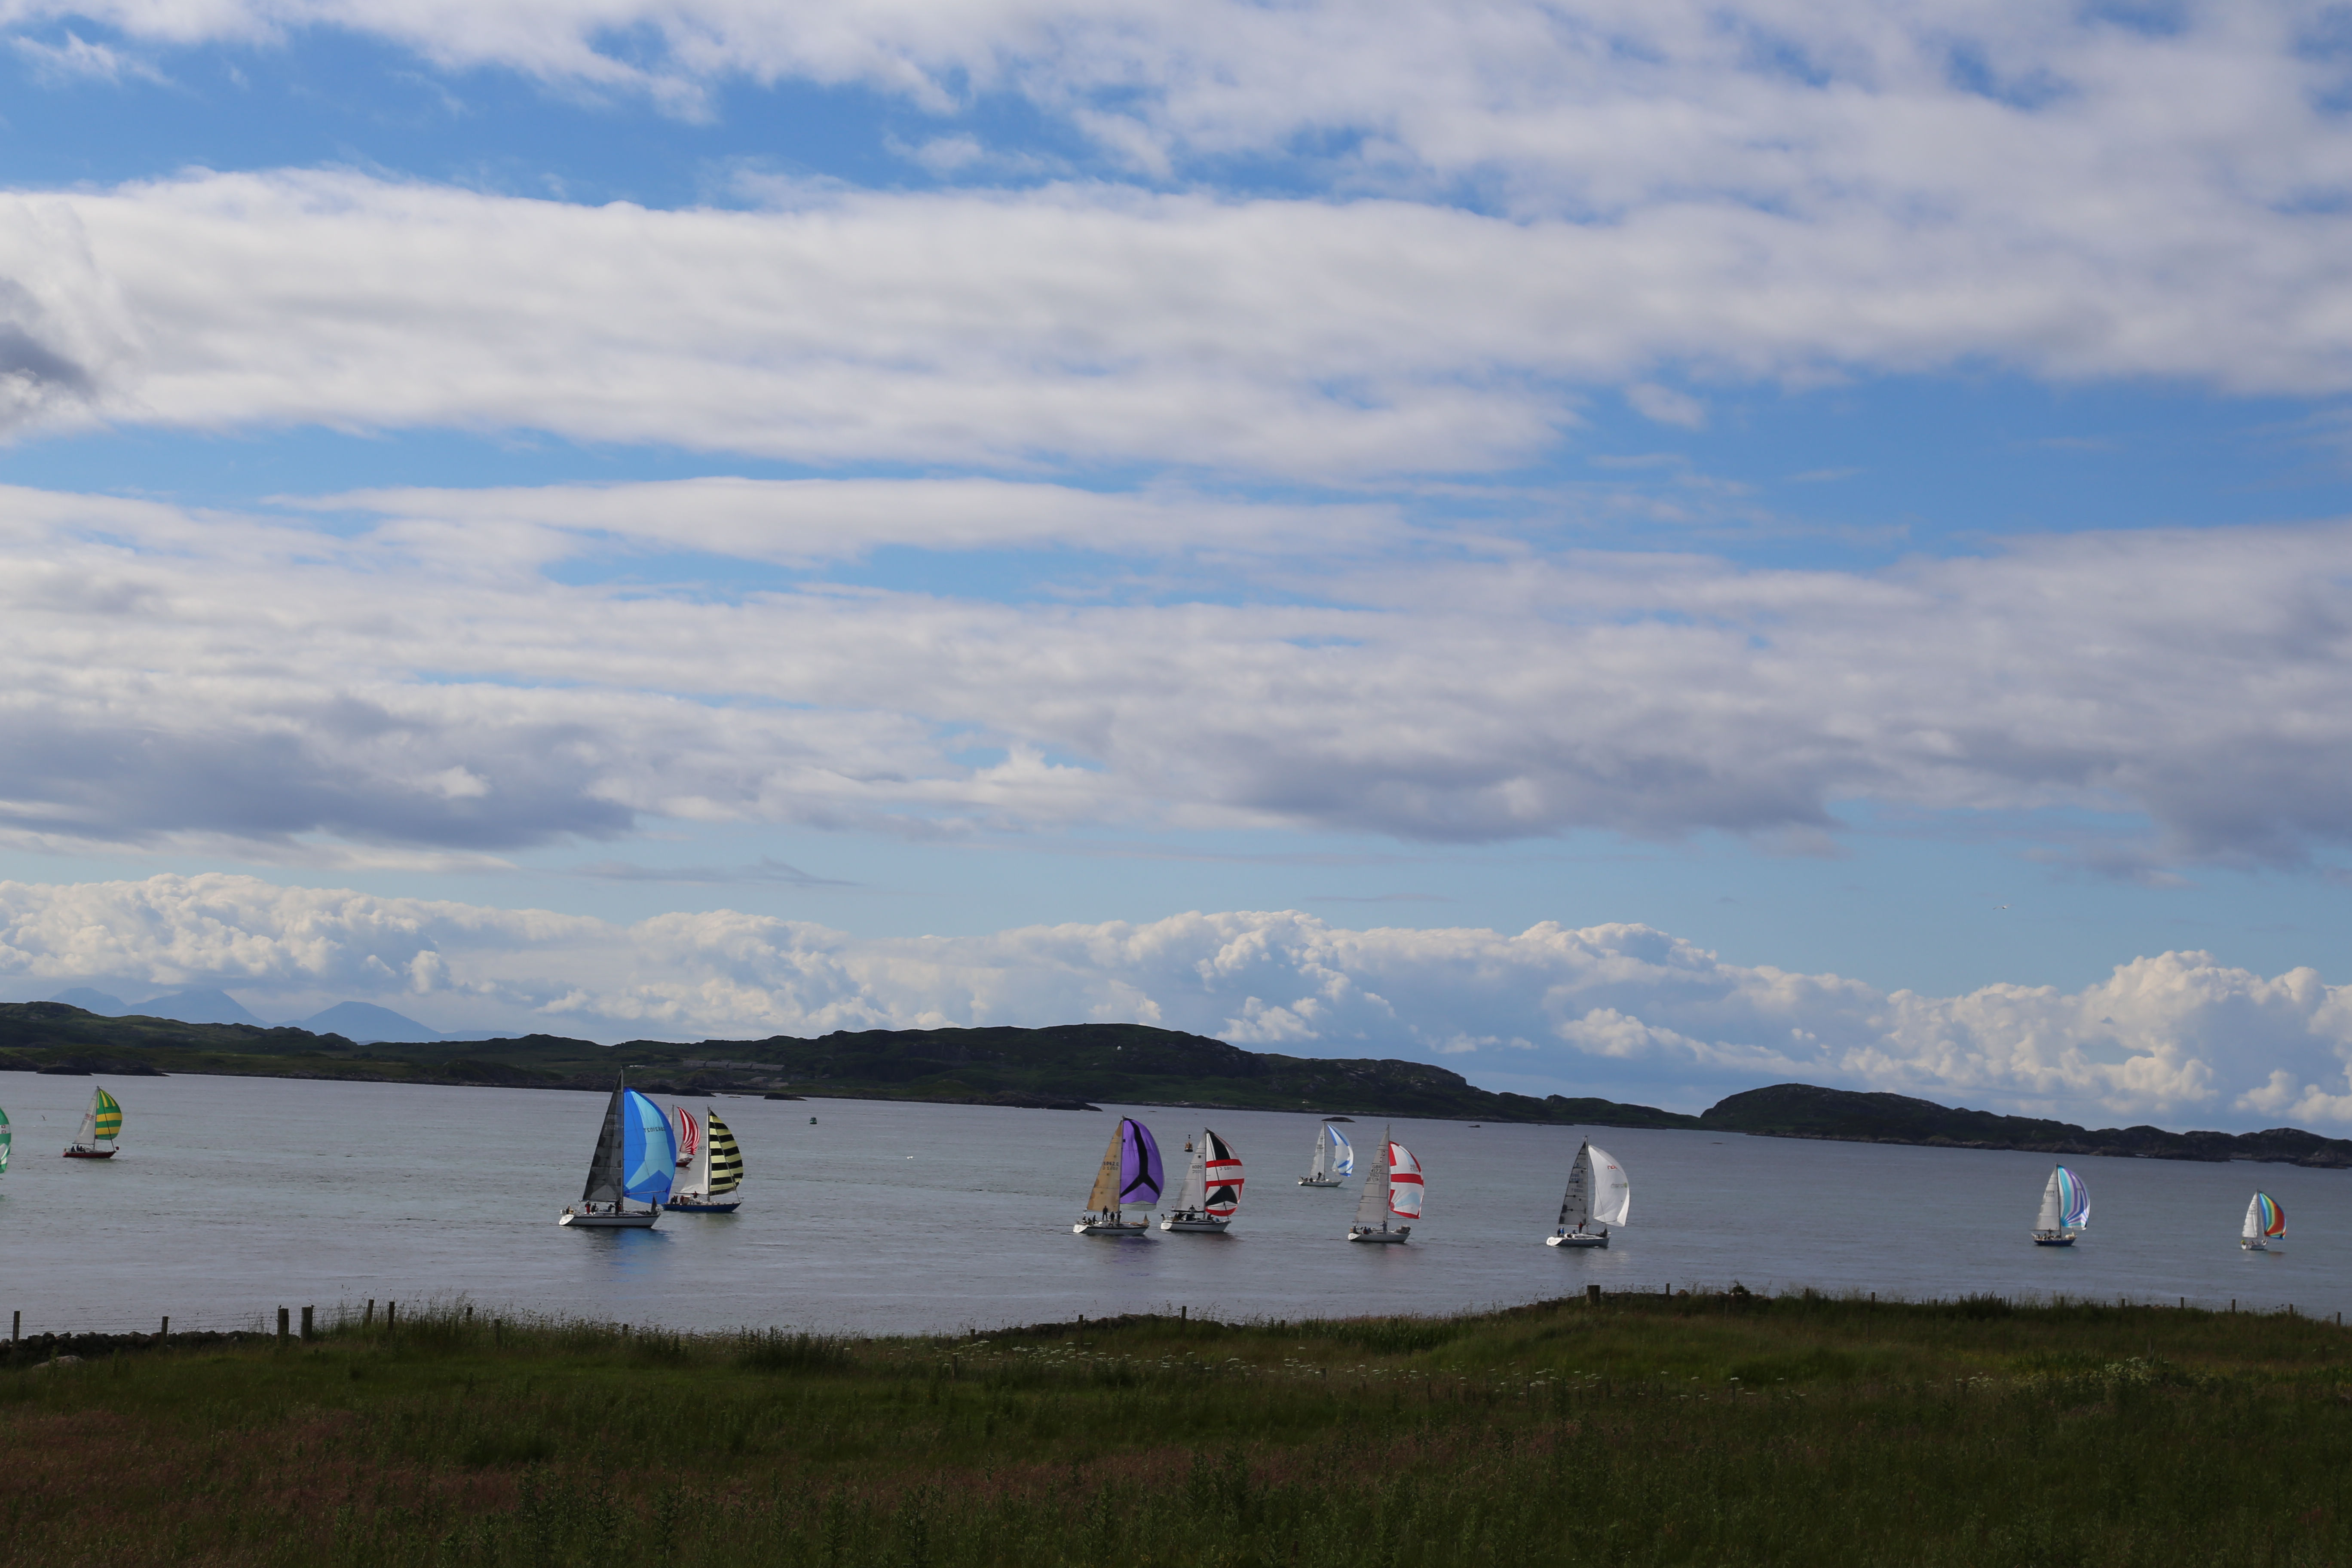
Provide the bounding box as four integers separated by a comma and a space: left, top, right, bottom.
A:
1, 1071, 2344, 1336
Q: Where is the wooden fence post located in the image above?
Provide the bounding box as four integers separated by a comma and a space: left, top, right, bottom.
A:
277, 1307, 290, 1346
301, 1306, 315, 1341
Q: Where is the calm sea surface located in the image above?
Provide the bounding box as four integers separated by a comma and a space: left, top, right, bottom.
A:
3, 1072, 2346, 1337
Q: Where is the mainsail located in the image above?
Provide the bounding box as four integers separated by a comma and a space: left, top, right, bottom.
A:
1352, 1134, 1391, 1228
2245, 1191, 2285, 1241
1202, 1129, 1243, 1219
1087, 1118, 1164, 1213
705, 1111, 744, 1195
1176, 1143, 1207, 1210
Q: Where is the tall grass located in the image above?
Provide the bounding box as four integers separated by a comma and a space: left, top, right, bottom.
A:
5, 1290, 2351, 1565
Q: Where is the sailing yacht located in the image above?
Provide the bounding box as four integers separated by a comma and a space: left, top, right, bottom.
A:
1347, 1126, 1422, 1243
1162, 1129, 1244, 1232
559, 1074, 676, 1228
61, 1085, 124, 1159
1299, 1121, 1352, 1187
1074, 1117, 1163, 1235
2241, 1191, 2285, 1251
2030, 1164, 2089, 1246
1546, 1138, 1628, 1248
667, 1106, 746, 1213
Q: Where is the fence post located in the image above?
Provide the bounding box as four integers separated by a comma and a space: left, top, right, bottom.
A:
301, 1306, 315, 1341
160, 1316, 169, 1336
387, 1301, 397, 1333
10, 1310, 17, 1343
277, 1307, 290, 1347
364, 1299, 375, 1327
1586, 1284, 1601, 1307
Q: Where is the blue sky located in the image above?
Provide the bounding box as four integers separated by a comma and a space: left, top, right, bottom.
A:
2, 0, 2351, 1127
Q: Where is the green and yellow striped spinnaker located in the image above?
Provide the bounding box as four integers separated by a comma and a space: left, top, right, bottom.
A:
92, 1088, 123, 1143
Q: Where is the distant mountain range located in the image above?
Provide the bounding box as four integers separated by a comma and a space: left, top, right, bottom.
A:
40, 988, 485, 1043
2, 1005, 2351, 1167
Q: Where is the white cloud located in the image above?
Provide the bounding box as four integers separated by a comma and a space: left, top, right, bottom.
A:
6, 870, 2352, 1128
2, 160, 2352, 472
10, 29, 164, 82
4, 483, 2352, 870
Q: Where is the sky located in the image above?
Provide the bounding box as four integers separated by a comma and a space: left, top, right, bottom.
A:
2, 0, 2351, 1128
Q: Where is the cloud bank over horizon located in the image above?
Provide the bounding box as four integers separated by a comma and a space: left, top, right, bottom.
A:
6, 871, 2351, 1133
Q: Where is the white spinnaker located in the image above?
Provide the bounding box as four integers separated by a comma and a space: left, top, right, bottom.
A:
1387, 1142, 1424, 1220
1587, 1142, 1629, 1227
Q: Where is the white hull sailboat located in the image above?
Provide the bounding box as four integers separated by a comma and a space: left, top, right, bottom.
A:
1075, 1117, 1163, 1236
1299, 1120, 1352, 1187
2030, 1164, 2089, 1246
1347, 1126, 1421, 1243
666, 1105, 745, 1213
1162, 1130, 1244, 1232
2242, 1191, 2285, 1251
560, 1075, 676, 1228
1547, 1138, 1629, 1248
62, 1085, 124, 1159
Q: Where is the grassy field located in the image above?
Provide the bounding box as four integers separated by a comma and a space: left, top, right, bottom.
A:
7, 1289, 2352, 1566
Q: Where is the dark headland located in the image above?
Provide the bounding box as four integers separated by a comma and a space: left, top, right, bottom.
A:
3, 1000, 2347, 1166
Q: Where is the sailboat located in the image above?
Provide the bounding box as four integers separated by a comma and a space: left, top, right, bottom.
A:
1162, 1129, 1243, 1232
1347, 1126, 1422, 1243
668, 1107, 745, 1213
2241, 1191, 2285, 1251
1546, 1138, 1628, 1248
558, 1074, 676, 1228
2030, 1164, 2089, 1246
1074, 1117, 1162, 1236
1300, 1121, 1353, 1187
62, 1085, 124, 1159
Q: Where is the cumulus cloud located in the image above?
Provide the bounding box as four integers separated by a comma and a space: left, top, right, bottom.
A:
2, 161, 2352, 471
6, 870, 2351, 1128
4, 483, 2352, 869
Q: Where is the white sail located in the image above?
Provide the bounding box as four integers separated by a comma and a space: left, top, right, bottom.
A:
1352, 1133, 1392, 1227
1177, 1142, 1207, 1210
2243, 1194, 2262, 1240
1386, 1140, 1424, 1219
2035, 1168, 2064, 1231
1586, 1142, 1629, 1226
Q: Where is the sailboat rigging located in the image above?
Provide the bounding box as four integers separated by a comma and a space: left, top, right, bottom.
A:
1546, 1139, 1628, 1248
559, 1074, 676, 1228
61, 1085, 124, 1159
667, 1106, 745, 1213
2030, 1164, 2089, 1246
1347, 1126, 1421, 1243
2241, 1191, 2285, 1251
1162, 1128, 1244, 1232
1299, 1121, 1352, 1187
1074, 1117, 1163, 1236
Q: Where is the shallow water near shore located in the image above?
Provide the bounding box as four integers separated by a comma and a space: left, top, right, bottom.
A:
2, 1070, 2346, 1336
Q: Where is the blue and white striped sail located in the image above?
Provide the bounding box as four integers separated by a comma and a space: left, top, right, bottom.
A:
620, 1089, 678, 1204
1329, 1125, 1353, 1176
